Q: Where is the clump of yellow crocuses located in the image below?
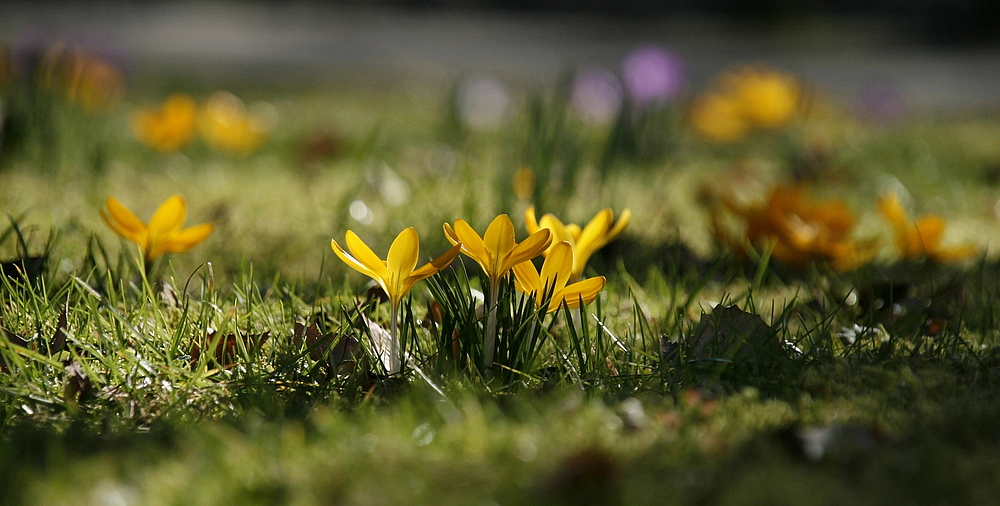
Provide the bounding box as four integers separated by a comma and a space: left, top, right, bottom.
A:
525, 206, 630, 280
332, 228, 461, 375
101, 195, 214, 266
878, 192, 978, 264
444, 214, 551, 370
512, 241, 606, 313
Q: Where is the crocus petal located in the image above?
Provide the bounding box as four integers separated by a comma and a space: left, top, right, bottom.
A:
525, 206, 540, 235
539, 241, 574, 294
932, 245, 979, 264
344, 231, 390, 281
512, 260, 541, 295
914, 216, 946, 250
448, 219, 494, 277
483, 214, 516, 263
331, 239, 383, 282
878, 193, 908, 230
607, 209, 631, 242
538, 214, 575, 246
549, 276, 606, 312
102, 197, 147, 243
578, 208, 614, 252
401, 243, 463, 301
162, 223, 213, 254
500, 229, 551, 275
566, 224, 582, 241
396, 277, 420, 303
387, 228, 420, 291
443, 222, 461, 246
148, 195, 187, 239
409, 243, 462, 281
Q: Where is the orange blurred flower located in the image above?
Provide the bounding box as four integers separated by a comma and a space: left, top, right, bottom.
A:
878, 192, 978, 264
132, 94, 198, 152
714, 184, 871, 271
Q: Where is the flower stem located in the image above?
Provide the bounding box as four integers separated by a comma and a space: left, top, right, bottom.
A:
389, 301, 401, 376
484, 282, 499, 373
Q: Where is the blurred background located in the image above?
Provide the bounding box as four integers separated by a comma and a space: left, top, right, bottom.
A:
3, 0, 1000, 111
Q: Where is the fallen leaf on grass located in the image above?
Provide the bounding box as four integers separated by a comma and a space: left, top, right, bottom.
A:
191, 330, 269, 366
63, 359, 90, 402
293, 321, 360, 372
688, 305, 785, 364
0, 309, 69, 372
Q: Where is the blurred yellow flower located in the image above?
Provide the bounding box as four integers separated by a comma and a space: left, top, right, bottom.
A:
100, 195, 214, 263
132, 94, 198, 152
689, 92, 749, 143
199, 92, 269, 155
878, 192, 977, 264
714, 184, 869, 271
525, 206, 630, 280
512, 241, 606, 313
723, 67, 800, 129
513, 167, 536, 201
689, 65, 801, 142
331, 228, 461, 307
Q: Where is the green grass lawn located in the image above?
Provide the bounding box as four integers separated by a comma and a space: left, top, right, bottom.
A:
3, 63, 1000, 505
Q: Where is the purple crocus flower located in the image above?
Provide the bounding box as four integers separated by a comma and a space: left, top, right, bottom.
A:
621, 46, 685, 106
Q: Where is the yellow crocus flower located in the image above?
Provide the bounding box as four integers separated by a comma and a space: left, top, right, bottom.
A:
331, 228, 462, 307
132, 94, 198, 152
331, 227, 461, 375
877, 192, 977, 264
525, 206, 630, 280
100, 195, 214, 263
443, 214, 551, 290
512, 241, 606, 313
443, 214, 550, 370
